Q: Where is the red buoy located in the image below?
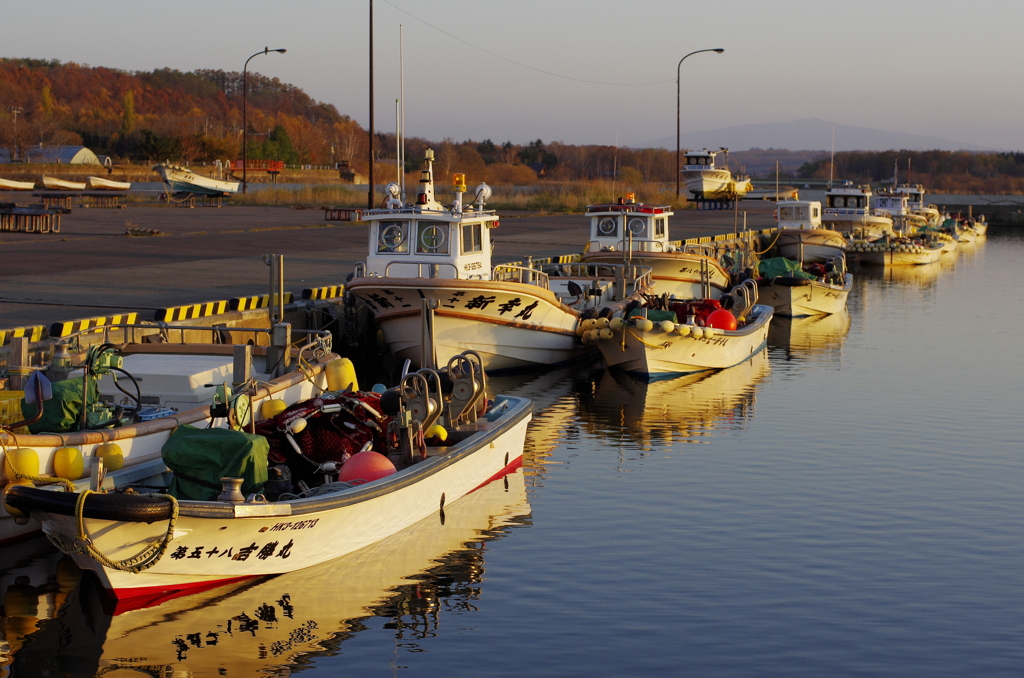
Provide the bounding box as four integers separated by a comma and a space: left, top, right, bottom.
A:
338, 450, 397, 483
706, 309, 738, 331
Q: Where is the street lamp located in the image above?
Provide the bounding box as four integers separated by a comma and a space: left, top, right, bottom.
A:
243, 47, 287, 194
676, 48, 724, 198
7, 107, 23, 162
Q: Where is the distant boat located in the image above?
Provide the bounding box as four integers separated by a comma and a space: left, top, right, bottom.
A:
152, 163, 240, 195
0, 177, 35, 190
41, 176, 86, 190
679, 148, 752, 200
86, 176, 131, 190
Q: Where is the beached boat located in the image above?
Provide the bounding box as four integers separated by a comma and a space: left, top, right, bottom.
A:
86, 176, 131, 190
679, 149, 752, 200
590, 281, 774, 379
757, 255, 853, 317
41, 176, 86, 191
7, 352, 532, 603
0, 177, 35, 190
848, 236, 943, 266
345, 150, 653, 371
771, 199, 849, 264
0, 322, 335, 545
822, 183, 894, 239
578, 196, 732, 299
151, 163, 240, 195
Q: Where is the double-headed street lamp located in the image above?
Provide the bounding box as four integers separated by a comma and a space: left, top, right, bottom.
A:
676, 48, 724, 198
243, 47, 287, 194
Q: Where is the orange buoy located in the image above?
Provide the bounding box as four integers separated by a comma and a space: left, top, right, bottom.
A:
338, 451, 397, 483
706, 309, 738, 331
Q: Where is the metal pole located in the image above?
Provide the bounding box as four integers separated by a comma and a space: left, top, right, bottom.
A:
368, 0, 375, 209
676, 48, 725, 198
242, 47, 286, 195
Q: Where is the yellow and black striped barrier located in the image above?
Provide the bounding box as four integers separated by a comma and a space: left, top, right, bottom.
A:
155, 300, 230, 322
49, 313, 139, 338
230, 292, 294, 311
302, 285, 346, 301
0, 325, 45, 346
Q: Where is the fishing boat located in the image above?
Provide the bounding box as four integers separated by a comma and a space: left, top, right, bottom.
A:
679, 148, 752, 200
771, 199, 849, 264
821, 183, 893, 239
889, 183, 943, 228
848, 236, 943, 266
41, 176, 86, 191
589, 281, 774, 379
345, 150, 653, 371
578, 195, 732, 299
86, 176, 131, 190
0, 177, 35, 191
6, 352, 532, 603
757, 254, 853, 317
0, 321, 335, 545
151, 163, 240, 196
871, 191, 928, 232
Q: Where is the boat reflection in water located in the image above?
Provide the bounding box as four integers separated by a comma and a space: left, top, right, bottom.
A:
857, 259, 943, 287
768, 308, 852, 357
5, 468, 531, 677
576, 349, 771, 447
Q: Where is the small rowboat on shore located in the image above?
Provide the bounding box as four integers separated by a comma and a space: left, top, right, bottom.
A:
0, 177, 35, 190
86, 176, 132, 190
41, 176, 86, 191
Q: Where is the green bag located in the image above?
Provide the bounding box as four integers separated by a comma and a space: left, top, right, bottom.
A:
162, 425, 270, 501
757, 257, 816, 281
22, 377, 99, 434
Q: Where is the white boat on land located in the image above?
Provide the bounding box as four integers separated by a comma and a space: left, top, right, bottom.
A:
41, 176, 86, 191
152, 163, 240, 195
345, 150, 653, 371
848, 237, 943, 266
0, 322, 335, 545
772, 199, 849, 264
0, 177, 35, 190
86, 176, 131, 190
578, 196, 732, 300
757, 255, 853, 317
679, 148, 752, 200
7, 353, 532, 603
822, 183, 894, 239
591, 280, 774, 379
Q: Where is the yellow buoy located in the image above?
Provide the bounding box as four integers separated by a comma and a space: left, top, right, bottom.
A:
676, 324, 691, 337
4, 448, 39, 481
609, 317, 625, 331
595, 317, 610, 329
659, 320, 675, 333
583, 318, 598, 331
598, 328, 614, 340
326, 357, 359, 393
426, 424, 448, 442
635, 318, 654, 332
53, 447, 84, 481
690, 326, 705, 339
94, 443, 124, 472
3, 478, 35, 518
261, 398, 288, 419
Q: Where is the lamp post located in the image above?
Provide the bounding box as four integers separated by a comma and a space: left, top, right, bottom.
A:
676, 48, 724, 198
243, 47, 287, 194
7, 107, 23, 162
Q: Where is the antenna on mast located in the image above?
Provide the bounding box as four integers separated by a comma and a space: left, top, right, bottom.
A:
829, 124, 835, 187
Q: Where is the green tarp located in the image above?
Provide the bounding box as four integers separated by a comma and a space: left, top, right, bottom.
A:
22, 377, 99, 434
757, 257, 816, 281
162, 425, 269, 501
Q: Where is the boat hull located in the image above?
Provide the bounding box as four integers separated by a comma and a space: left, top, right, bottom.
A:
856, 245, 943, 266
86, 176, 131, 190
822, 213, 893, 240
774, 228, 848, 264
152, 164, 240, 195
0, 178, 35, 190
579, 250, 730, 299
682, 170, 750, 199
597, 304, 774, 379
761, 274, 853, 317
25, 396, 532, 598
41, 176, 86, 190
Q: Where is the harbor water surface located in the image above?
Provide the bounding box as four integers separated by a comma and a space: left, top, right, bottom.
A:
3, 231, 1022, 677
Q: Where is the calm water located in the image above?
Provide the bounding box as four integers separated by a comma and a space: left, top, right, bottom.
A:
3, 231, 1023, 677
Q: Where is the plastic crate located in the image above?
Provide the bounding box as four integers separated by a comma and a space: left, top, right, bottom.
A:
136, 407, 177, 422
0, 391, 29, 434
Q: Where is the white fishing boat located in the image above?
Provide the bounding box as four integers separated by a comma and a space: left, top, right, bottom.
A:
889, 183, 944, 228
871, 191, 929, 233
757, 255, 853, 317
0, 177, 35, 191
578, 196, 731, 299
679, 149, 752, 200
345, 150, 653, 371
822, 183, 894, 239
41, 176, 86, 191
772, 199, 850, 264
86, 176, 132, 190
1, 321, 335, 545
7, 352, 532, 604
590, 281, 774, 379
151, 163, 240, 195
848, 237, 943, 266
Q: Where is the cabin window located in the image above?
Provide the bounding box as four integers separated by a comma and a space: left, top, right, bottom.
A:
654, 217, 666, 237
461, 223, 483, 254
627, 218, 647, 237
416, 221, 449, 254
796, 207, 808, 220
856, 197, 865, 208
812, 207, 819, 218
780, 207, 794, 220
378, 220, 409, 253
597, 217, 618, 237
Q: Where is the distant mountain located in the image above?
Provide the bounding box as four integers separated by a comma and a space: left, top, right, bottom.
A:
643, 118, 993, 153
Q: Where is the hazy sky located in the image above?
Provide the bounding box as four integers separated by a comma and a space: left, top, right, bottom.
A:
4, 0, 1022, 150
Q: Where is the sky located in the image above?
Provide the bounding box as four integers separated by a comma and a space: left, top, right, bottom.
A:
4, 0, 1023, 150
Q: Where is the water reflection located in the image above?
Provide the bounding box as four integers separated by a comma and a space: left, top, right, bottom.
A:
6, 469, 530, 677
768, 309, 851, 362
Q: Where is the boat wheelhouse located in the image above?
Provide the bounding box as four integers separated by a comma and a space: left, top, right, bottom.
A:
822, 183, 893, 239
679, 149, 751, 200
773, 199, 849, 264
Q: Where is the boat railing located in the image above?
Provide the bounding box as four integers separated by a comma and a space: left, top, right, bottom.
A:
56, 323, 333, 355
585, 239, 669, 253
383, 261, 460, 279
491, 264, 550, 289
682, 243, 716, 258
